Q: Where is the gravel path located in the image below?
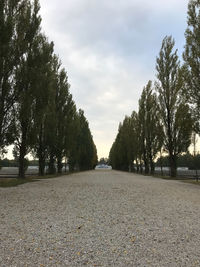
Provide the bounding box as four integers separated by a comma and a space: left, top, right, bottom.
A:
0, 170, 200, 266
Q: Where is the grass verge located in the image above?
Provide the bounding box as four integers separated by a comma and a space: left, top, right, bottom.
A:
0, 177, 36, 187
181, 180, 200, 186
152, 173, 200, 185
0, 172, 70, 188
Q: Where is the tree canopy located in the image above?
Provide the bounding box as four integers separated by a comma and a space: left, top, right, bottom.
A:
109, 1, 198, 177
0, 0, 97, 177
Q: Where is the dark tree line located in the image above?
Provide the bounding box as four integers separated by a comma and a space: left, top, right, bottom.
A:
156, 153, 200, 170
109, 0, 200, 177
0, 0, 97, 178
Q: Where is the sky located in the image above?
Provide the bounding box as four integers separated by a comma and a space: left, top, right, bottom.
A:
39, 0, 189, 159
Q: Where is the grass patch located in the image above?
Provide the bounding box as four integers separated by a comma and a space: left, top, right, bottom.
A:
181, 179, 200, 186
152, 173, 200, 186
152, 174, 181, 180
0, 177, 36, 187
0, 172, 70, 188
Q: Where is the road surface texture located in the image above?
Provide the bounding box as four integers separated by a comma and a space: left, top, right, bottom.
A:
0, 170, 200, 266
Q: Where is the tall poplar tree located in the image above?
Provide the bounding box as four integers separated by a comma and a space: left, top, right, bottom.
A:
131, 111, 140, 173
13, 0, 42, 178
138, 81, 163, 175
76, 109, 97, 171
0, 0, 27, 154
138, 87, 149, 174
156, 36, 193, 177
109, 113, 138, 172
54, 68, 70, 173
31, 36, 54, 176
183, 0, 200, 131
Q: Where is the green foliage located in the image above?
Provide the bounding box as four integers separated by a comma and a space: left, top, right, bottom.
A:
0, 0, 97, 178
109, 36, 194, 178
138, 81, 163, 174
183, 0, 200, 130
156, 153, 200, 170
0, 158, 18, 167
156, 36, 193, 177
109, 82, 164, 174
13, 0, 42, 178
0, 0, 28, 152
0, 178, 33, 188
109, 114, 138, 172
98, 158, 109, 165
68, 109, 97, 171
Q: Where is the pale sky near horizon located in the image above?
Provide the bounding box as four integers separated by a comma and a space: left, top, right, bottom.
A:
37, 0, 189, 159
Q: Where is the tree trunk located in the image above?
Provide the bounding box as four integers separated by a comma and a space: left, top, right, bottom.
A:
139, 158, 143, 173
39, 157, 45, 176
149, 154, 154, 175
160, 152, 163, 176
169, 154, 177, 177
68, 154, 76, 172
150, 159, 154, 175
131, 160, 135, 172
64, 157, 67, 173
38, 125, 45, 176
129, 161, 133, 172
0, 106, 4, 148
18, 139, 26, 179
75, 163, 80, 171
144, 157, 149, 174
57, 156, 63, 174
136, 159, 139, 173
69, 163, 74, 172
48, 153, 56, 174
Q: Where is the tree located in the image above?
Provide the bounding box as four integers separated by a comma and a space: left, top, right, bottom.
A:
156, 152, 200, 171
0, 0, 98, 178
156, 36, 193, 177
67, 109, 97, 172
91, 142, 98, 169
138, 86, 149, 174
0, 0, 29, 155
138, 81, 163, 175
122, 116, 136, 172
76, 109, 97, 171
130, 111, 140, 173
13, 0, 42, 178
54, 68, 71, 173
31, 36, 54, 176
109, 127, 124, 171
109, 114, 138, 172
98, 158, 109, 165
183, 0, 200, 132
67, 109, 80, 172
109, 122, 129, 171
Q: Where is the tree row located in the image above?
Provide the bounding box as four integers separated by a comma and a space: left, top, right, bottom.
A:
109, 0, 200, 177
0, 0, 98, 178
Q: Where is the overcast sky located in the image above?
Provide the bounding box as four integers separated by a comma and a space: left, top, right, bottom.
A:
39, 0, 189, 159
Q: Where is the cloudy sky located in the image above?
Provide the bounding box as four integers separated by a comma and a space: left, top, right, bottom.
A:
39, 0, 189, 159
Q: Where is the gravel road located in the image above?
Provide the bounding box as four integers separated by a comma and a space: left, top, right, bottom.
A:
0, 170, 200, 266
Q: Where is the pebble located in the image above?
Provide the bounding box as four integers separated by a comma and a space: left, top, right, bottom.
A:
0, 170, 200, 266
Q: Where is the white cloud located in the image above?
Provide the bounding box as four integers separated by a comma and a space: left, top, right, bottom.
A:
39, 0, 189, 158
